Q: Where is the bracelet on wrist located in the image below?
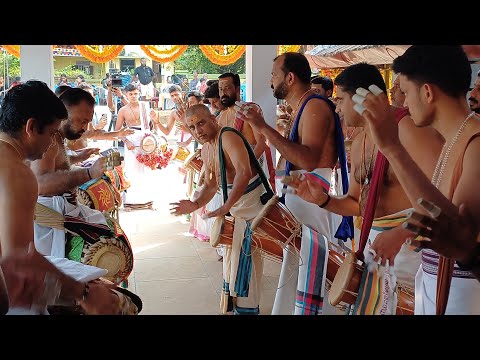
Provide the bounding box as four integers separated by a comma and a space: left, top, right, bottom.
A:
87, 168, 92, 180
318, 193, 331, 208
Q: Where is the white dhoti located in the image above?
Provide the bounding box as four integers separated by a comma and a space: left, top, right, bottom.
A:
123, 130, 156, 206
366, 209, 422, 289
140, 82, 155, 99
272, 168, 338, 315
415, 251, 480, 315
221, 176, 265, 314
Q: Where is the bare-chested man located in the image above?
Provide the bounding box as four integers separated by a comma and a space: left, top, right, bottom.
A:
359, 45, 480, 314
0, 81, 125, 315
62, 84, 134, 152
27, 86, 139, 311
170, 104, 270, 315
238, 52, 349, 315
114, 83, 156, 209
217, 74, 275, 188
285, 63, 443, 314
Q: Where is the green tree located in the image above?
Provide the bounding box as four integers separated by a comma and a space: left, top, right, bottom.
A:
54, 64, 92, 80
0, 52, 21, 81
174, 45, 245, 75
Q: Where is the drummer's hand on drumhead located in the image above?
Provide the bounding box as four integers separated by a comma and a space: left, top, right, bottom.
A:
89, 156, 107, 179
281, 173, 328, 206
204, 206, 228, 219
169, 200, 197, 216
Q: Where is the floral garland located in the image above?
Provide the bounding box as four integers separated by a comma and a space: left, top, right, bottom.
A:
140, 45, 188, 63
277, 45, 301, 55
135, 133, 173, 170
2, 45, 20, 57
74, 45, 125, 63
199, 45, 246, 65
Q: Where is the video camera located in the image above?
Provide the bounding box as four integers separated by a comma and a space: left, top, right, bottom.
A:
109, 69, 123, 88
111, 73, 123, 88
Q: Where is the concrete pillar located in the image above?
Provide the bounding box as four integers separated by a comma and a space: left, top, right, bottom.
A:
245, 45, 278, 161
20, 45, 55, 89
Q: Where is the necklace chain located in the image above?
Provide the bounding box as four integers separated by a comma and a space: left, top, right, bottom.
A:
0, 138, 23, 159
431, 112, 476, 189
283, 89, 312, 140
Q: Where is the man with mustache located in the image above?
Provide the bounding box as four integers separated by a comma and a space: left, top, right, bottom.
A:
239, 52, 351, 314
2, 82, 135, 315
217, 73, 275, 190
469, 70, 480, 114
29, 89, 136, 295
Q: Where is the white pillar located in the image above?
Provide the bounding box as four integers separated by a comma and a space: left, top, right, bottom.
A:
20, 45, 55, 89
246, 45, 278, 160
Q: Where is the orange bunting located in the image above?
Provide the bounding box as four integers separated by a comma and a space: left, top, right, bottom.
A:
199, 45, 246, 65
140, 45, 188, 63
2, 45, 20, 57
74, 45, 125, 63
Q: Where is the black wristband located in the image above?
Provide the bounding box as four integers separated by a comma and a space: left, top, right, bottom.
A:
87, 168, 92, 180
319, 193, 331, 208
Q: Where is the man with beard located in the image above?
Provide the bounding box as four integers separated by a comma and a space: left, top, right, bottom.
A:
3, 82, 133, 315
284, 64, 443, 314
217, 73, 275, 191
469, 70, 480, 114
237, 52, 350, 315
29, 88, 136, 295
171, 104, 269, 314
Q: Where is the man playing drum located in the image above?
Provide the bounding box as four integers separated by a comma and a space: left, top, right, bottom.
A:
359, 46, 480, 314
239, 52, 349, 314
217, 73, 275, 191
284, 63, 443, 314
0, 81, 132, 315
29, 87, 136, 296
170, 104, 269, 315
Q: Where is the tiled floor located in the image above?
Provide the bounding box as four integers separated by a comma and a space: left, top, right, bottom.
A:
118, 164, 281, 315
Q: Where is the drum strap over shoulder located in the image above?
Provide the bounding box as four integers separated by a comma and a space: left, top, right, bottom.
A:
218, 127, 274, 210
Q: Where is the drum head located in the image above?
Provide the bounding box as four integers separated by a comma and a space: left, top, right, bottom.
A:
141, 135, 157, 154
210, 216, 225, 248
83, 237, 133, 284
329, 252, 357, 306
251, 195, 279, 231
183, 149, 201, 168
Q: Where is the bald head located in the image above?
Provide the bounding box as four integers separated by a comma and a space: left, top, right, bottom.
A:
185, 104, 218, 143
186, 104, 212, 120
